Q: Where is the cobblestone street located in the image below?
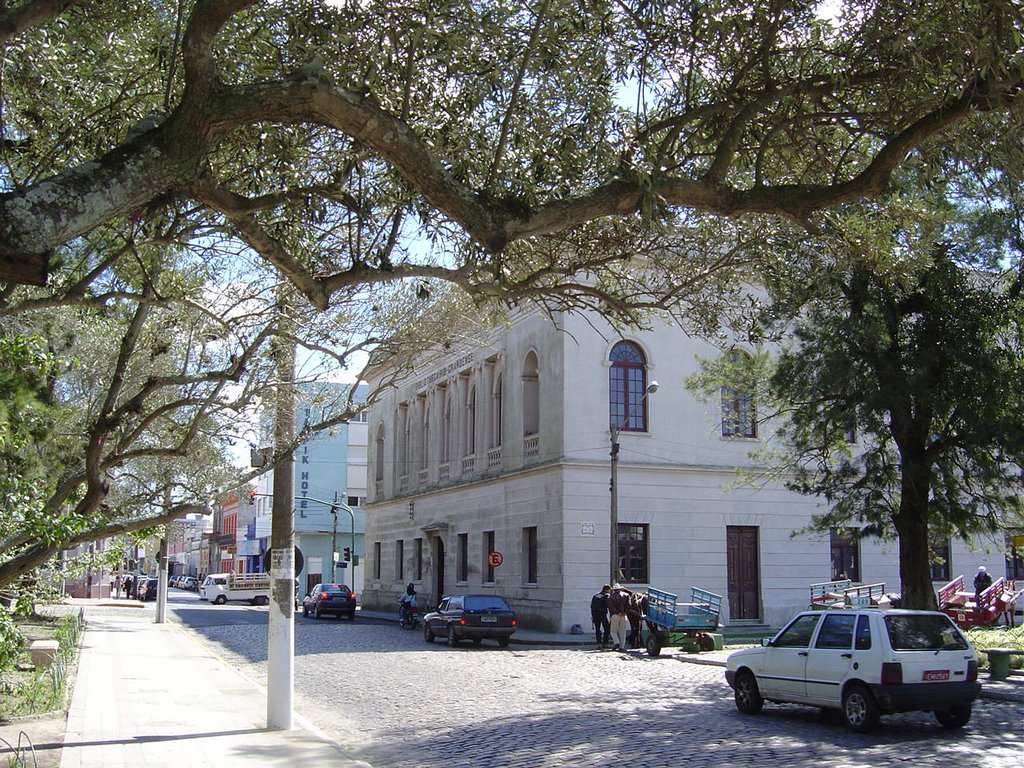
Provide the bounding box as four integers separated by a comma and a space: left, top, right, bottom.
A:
188, 612, 1024, 768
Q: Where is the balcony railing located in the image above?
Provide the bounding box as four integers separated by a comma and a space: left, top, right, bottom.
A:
486, 446, 502, 471
417, 468, 429, 485
461, 455, 477, 475
524, 434, 540, 459
439, 463, 451, 482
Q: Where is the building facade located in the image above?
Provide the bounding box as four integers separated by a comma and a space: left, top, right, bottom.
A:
361, 309, 1014, 632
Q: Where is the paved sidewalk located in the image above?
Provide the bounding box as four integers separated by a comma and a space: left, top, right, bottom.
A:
31, 601, 1024, 768
59, 607, 371, 768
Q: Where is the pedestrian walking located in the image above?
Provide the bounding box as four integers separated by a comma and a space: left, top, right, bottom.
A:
590, 584, 611, 647
608, 584, 632, 651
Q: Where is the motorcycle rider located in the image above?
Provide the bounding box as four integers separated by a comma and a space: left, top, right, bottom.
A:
398, 582, 417, 625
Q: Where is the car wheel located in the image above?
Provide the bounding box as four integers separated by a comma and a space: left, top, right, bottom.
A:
842, 684, 880, 733
302, 605, 309, 617
497, 636, 510, 648
347, 612, 355, 621
213, 595, 227, 605
314, 605, 321, 619
935, 705, 972, 729
424, 624, 435, 643
447, 625, 460, 647
733, 670, 764, 715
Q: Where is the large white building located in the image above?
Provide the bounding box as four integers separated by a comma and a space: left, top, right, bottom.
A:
361, 308, 1018, 631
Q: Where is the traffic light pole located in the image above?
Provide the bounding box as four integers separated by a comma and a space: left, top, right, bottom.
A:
299, 496, 356, 583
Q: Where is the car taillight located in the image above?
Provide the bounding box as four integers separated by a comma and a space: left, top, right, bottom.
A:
511, 619, 518, 626
459, 618, 467, 625
320, 592, 329, 600
881, 662, 903, 685
350, 593, 357, 601
967, 660, 978, 682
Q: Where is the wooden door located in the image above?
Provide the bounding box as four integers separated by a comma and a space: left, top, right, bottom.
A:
433, 537, 446, 610
727, 526, 761, 620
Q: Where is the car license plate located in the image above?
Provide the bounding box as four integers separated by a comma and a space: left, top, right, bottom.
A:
923, 670, 950, 681
481, 616, 497, 623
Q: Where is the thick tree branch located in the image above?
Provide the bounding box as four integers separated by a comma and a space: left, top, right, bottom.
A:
0, 503, 209, 588
0, 0, 81, 46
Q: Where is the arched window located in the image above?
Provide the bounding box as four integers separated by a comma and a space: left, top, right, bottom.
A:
609, 341, 649, 432
400, 404, 412, 475
374, 423, 385, 483
420, 400, 430, 471
491, 373, 503, 448
441, 389, 452, 464
465, 383, 477, 457
522, 351, 539, 436
721, 350, 756, 437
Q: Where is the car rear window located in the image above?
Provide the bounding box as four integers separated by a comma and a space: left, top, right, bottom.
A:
464, 596, 512, 611
884, 614, 969, 651
321, 585, 350, 595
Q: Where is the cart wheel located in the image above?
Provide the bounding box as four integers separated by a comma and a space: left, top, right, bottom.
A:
698, 633, 716, 652
646, 633, 662, 657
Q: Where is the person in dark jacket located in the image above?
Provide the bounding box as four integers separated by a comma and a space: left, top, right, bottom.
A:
973, 565, 993, 605
590, 585, 611, 647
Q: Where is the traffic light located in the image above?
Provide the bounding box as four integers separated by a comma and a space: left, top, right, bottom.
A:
343, 547, 351, 562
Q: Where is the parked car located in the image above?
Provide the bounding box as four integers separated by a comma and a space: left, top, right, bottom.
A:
136, 577, 158, 602
725, 608, 981, 732
182, 576, 198, 591
301, 584, 357, 620
423, 594, 517, 647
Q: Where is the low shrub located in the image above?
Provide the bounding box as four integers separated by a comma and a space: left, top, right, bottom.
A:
965, 625, 1024, 670
0, 610, 26, 674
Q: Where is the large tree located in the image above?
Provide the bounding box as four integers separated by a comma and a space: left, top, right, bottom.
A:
2, 1, 1023, 590
748, 223, 1024, 610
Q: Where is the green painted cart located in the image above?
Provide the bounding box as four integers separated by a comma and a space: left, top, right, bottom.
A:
642, 586, 723, 656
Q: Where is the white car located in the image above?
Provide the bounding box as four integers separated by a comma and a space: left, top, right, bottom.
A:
725, 608, 981, 732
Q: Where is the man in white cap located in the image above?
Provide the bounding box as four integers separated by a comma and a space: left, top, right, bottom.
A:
973, 565, 992, 606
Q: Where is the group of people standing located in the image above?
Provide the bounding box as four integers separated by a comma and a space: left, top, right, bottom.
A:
590, 583, 634, 650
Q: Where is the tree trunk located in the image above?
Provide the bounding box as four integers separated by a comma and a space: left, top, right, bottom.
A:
894, 458, 938, 610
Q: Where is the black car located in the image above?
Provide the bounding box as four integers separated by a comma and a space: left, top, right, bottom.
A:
423, 594, 517, 647
301, 583, 357, 620
136, 577, 158, 601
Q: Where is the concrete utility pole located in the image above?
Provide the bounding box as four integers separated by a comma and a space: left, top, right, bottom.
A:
156, 533, 168, 623
609, 381, 658, 585
267, 293, 297, 730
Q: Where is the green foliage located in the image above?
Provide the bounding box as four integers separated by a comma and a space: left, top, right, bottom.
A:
966, 625, 1024, 670
0, 610, 25, 674
770, 248, 1024, 541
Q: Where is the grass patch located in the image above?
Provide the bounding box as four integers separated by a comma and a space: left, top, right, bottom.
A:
965, 625, 1024, 670
0, 610, 83, 720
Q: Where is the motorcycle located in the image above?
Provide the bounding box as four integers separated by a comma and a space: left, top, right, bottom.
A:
399, 602, 420, 629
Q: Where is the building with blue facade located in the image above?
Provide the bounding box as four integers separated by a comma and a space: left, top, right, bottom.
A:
249, 382, 369, 596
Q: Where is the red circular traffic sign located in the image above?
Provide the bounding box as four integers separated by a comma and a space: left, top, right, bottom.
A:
488, 551, 503, 568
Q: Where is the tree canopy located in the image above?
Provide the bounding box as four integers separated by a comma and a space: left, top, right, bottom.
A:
0, 0, 1021, 308
1, 0, 1024, 591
